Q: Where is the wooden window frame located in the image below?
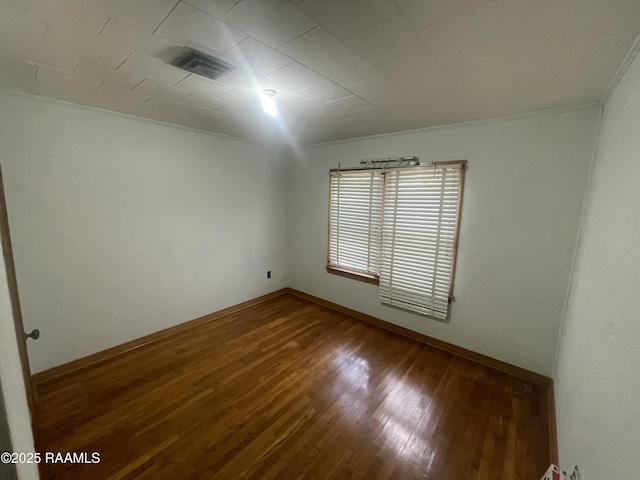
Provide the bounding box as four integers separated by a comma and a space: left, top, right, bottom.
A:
325, 265, 380, 285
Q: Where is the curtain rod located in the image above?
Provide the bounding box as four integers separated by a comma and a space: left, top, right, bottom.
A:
360, 156, 419, 168
330, 159, 467, 173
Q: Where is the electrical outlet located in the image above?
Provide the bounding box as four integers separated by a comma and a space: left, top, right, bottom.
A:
267, 271, 271, 279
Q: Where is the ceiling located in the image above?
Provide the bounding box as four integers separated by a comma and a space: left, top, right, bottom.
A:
1, 0, 639, 145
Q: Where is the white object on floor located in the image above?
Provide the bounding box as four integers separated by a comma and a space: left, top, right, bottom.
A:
542, 464, 584, 480
541, 464, 562, 480
565, 466, 583, 480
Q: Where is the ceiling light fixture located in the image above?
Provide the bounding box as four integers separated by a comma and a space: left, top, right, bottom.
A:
260, 89, 278, 117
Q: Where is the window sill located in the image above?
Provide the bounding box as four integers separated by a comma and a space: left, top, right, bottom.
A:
325, 266, 380, 285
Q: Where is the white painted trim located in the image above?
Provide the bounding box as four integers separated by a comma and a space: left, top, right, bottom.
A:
0, 235, 39, 479
601, 31, 640, 105
2, 86, 604, 149
302, 102, 602, 148
0, 88, 288, 150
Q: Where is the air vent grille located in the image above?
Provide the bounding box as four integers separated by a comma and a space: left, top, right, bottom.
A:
172, 48, 236, 81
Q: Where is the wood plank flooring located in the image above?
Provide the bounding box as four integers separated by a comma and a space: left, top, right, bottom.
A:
34, 293, 551, 479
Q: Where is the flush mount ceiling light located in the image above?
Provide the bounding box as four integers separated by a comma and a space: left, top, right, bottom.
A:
260, 89, 278, 117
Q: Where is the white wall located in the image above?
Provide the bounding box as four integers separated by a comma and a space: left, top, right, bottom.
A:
0, 91, 289, 373
0, 234, 39, 479
289, 109, 600, 376
554, 54, 640, 477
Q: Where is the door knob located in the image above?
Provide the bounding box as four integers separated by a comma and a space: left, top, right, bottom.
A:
25, 329, 40, 340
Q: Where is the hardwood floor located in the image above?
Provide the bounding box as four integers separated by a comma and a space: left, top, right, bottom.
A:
34, 293, 551, 479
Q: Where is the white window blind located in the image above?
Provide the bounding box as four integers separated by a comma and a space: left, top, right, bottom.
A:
328, 171, 383, 277
379, 165, 463, 320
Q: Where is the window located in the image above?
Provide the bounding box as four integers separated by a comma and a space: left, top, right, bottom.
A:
327, 160, 466, 320
328, 170, 383, 283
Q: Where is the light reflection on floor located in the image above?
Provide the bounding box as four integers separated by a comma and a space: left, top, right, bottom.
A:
329, 347, 435, 473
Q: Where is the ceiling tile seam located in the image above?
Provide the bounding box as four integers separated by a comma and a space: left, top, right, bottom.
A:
339, 12, 403, 43
264, 61, 378, 105
172, 75, 190, 89
343, 75, 384, 92
490, 0, 522, 98
335, 84, 384, 107
115, 52, 134, 72
130, 79, 146, 91
274, 24, 322, 51
71, 17, 111, 82
412, 0, 501, 40
169, 75, 229, 105
277, 27, 360, 73
33, 63, 75, 77
255, 42, 315, 76
348, 104, 380, 115
94, 17, 112, 41
6, 52, 78, 77
325, 93, 378, 111
413, 26, 476, 109
214, 37, 298, 75
183, 0, 239, 20
221, 0, 243, 19
403, 0, 496, 32
83, 81, 111, 105
265, 63, 325, 90
30, 66, 38, 94
1, 54, 38, 71
152, 0, 183, 35
275, 24, 323, 52
218, 3, 318, 50
71, 58, 82, 76
177, 92, 194, 103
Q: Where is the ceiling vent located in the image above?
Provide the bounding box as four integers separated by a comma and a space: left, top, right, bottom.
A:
172, 48, 236, 81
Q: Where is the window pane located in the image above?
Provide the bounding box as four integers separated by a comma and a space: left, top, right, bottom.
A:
379, 166, 463, 320
328, 171, 383, 276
